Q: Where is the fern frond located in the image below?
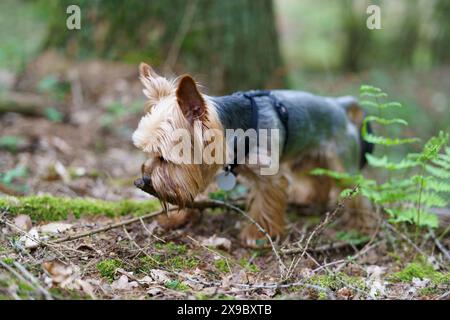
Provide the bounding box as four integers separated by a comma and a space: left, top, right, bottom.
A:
423, 178, 450, 193
385, 208, 439, 228
364, 116, 408, 126
431, 157, 450, 170
425, 165, 450, 179
365, 154, 418, 170
404, 192, 448, 207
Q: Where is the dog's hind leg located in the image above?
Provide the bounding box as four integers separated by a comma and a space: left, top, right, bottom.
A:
288, 154, 334, 210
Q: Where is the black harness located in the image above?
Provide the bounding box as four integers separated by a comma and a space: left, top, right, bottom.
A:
224, 90, 289, 175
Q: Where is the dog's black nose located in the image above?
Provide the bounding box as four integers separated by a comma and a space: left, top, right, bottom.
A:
134, 178, 146, 189
134, 176, 158, 197
142, 175, 151, 186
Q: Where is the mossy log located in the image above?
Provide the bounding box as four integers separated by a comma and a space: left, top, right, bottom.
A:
0, 92, 58, 117
0, 195, 161, 221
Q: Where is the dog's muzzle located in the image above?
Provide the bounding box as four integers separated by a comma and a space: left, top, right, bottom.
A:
134, 173, 191, 206
134, 175, 157, 196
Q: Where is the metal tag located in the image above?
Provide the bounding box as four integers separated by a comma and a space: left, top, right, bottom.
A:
216, 171, 236, 191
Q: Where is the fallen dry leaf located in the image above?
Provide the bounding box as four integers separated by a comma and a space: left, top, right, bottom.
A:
137, 275, 154, 286
366, 265, 387, 299
201, 235, 232, 251
54, 161, 70, 183
111, 275, 138, 291
76, 279, 97, 299
13, 214, 32, 232
39, 222, 73, 234
19, 228, 40, 249
42, 260, 74, 284
42, 261, 97, 298
149, 269, 171, 284
147, 287, 163, 297
337, 287, 353, 299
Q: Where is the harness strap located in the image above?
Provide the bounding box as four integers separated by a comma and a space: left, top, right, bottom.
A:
225, 90, 289, 175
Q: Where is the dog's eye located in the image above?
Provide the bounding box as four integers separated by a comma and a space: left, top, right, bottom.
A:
158, 156, 166, 162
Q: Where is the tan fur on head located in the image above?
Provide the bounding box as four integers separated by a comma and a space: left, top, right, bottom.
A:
133, 63, 223, 207
139, 63, 177, 110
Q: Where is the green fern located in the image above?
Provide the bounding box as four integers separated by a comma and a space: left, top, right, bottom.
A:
312, 85, 450, 229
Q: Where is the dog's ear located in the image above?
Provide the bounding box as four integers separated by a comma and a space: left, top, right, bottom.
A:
139, 62, 159, 79
346, 104, 365, 127
138, 63, 173, 106
176, 75, 206, 123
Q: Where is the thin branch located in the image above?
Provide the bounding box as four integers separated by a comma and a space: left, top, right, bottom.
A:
50, 209, 170, 244
0, 259, 52, 300
204, 199, 287, 276
430, 230, 450, 263
13, 261, 53, 300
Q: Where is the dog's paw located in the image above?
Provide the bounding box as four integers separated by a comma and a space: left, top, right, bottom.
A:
156, 209, 198, 229
239, 225, 278, 248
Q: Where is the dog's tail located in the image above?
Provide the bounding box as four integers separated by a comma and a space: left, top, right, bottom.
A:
336, 96, 374, 168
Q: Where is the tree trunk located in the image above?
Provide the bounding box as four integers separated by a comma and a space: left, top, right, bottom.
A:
43, 0, 285, 94
395, 2, 420, 67
340, 0, 372, 72
432, 0, 450, 64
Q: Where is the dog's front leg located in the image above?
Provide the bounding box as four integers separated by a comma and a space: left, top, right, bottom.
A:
239, 171, 288, 247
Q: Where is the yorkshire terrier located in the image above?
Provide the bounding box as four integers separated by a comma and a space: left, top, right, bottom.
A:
132, 63, 374, 246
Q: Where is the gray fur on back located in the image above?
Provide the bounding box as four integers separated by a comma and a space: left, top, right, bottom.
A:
211, 90, 360, 170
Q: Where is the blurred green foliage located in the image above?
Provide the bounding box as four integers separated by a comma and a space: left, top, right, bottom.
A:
0, 0, 448, 153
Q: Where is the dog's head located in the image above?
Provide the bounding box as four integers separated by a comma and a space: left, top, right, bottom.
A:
132, 63, 223, 207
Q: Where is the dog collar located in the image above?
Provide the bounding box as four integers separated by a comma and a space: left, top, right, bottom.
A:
217, 91, 289, 190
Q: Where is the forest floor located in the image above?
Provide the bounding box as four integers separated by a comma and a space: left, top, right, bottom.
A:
0, 52, 449, 300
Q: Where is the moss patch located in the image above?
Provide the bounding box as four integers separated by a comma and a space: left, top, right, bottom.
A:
307, 272, 366, 292
154, 242, 187, 255
138, 243, 199, 272
165, 280, 189, 291
239, 258, 260, 273
0, 195, 160, 221
97, 259, 122, 282
49, 287, 90, 300
390, 260, 450, 284
215, 259, 231, 273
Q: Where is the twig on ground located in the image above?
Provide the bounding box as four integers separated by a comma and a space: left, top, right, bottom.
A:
139, 217, 165, 243
437, 291, 450, 300
282, 187, 359, 280
0, 259, 52, 300
122, 226, 161, 266
204, 199, 287, 277
281, 240, 368, 255
0, 217, 72, 260
173, 270, 336, 299
50, 209, 170, 244
334, 240, 386, 273
282, 186, 359, 278
383, 221, 445, 269
12, 261, 53, 300
186, 235, 236, 274
430, 230, 450, 263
